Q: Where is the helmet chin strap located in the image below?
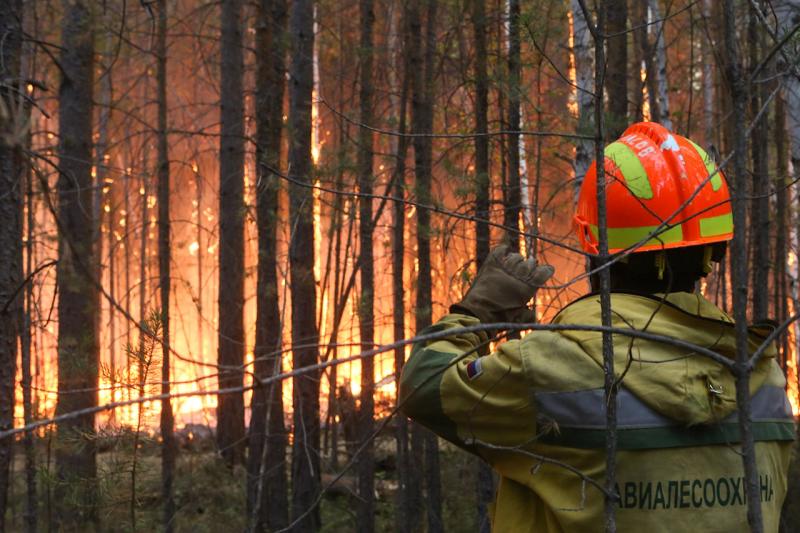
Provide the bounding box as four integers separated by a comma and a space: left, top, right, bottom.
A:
655, 251, 666, 280
702, 245, 714, 274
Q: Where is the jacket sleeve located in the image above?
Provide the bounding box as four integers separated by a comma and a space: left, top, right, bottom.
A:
398, 313, 537, 451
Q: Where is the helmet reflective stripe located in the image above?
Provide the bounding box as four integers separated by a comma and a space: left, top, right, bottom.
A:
699, 212, 733, 238
574, 122, 733, 255
589, 223, 683, 250
605, 141, 654, 199
687, 139, 722, 192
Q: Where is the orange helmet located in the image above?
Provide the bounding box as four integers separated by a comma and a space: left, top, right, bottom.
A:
574, 122, 733, 255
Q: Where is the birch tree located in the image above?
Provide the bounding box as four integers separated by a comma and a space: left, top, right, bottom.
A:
571, 0, 594, 198
647, 0, 672, 130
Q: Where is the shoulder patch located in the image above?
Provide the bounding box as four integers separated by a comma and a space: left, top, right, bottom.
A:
466, 358, 483, 380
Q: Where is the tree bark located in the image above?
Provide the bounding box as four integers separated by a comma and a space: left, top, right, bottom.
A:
288, 0, 321, 529
156, 0, 176, 529
471, 1, 494, 528
54, 0, 98, 526
410, 0, 443, 530
22, 152, 36, 533
571, 0, 594, 200
505, 0, 521, 250
248, 0, 289, 529
357, 0, 376, 531
217, 0, 246, 467
0, 0, 23, 527
606, 0, 627, 137
390, 3, 411, 529
473, 0, 490, 266
748, 4, 770, 322
722, 1, 764, 530
647, 0, 671, 130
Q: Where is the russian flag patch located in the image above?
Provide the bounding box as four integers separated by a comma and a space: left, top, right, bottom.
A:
466, 358, 483, 380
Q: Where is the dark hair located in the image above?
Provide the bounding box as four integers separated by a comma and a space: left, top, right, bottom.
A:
588, 242, 727, 294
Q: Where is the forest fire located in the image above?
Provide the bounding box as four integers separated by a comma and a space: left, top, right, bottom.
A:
3, 0, 800, 531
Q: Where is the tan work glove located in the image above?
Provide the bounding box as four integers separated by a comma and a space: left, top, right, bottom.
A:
451, 245, 554, 325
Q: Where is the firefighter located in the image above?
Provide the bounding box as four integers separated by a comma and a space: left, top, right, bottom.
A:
399, 122, 795, 532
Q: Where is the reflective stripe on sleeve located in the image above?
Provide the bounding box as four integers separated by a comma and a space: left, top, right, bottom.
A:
535, 385, 795, 450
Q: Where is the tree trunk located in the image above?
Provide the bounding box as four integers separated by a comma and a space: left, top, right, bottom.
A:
410, 0, 443, 530
748, 6, 769, 322
591, 1, 618, 530
471, 1, 494, 528
722, 0, 764, 530
630, 0, 645, 122
217, 0, 246, 467
0, 0, 23, 527
288, 0, 321, 529
54, 0, 98, 526
571, 0, 594, 200
505, 0, 521, 251
606, 0, 628, 137
702, 0, 714, 146
22, 153, 36, 533
156, 0, 177, 529
248, 0, 289, 529
357, 0, 376, 531
390, 3, 411, 529
774, 0, 800, 175
775, 94, 789, 366
647, 0, 672, 130
473, 0, 490, 265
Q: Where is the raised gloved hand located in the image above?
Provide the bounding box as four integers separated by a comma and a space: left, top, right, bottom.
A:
451, 245, 554, 325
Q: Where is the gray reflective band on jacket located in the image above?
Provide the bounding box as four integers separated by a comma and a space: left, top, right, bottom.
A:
534, 386, 796, 450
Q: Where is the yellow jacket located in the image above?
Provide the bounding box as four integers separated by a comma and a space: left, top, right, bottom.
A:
399, 292, 795, 532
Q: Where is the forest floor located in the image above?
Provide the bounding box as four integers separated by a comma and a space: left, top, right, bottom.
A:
4, 430, 483, 532
6, 430, 799, 532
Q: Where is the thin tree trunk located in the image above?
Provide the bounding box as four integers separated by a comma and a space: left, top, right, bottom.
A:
571, 0, 594, 200
505, 0, 521, 250
630, 0, 645, 122
0, 0, 23, 526
357, 0, 376, 530
774, 94, 789, 366
748, 5, 770, 322
471, 1, 494, 529
156, 0, 176, 528
647, 0, 671, 130
405, 2, 425, 530
586, 0, 618, 529
410, 0, 443, 530
288, 0, 321, 529
217, 0, 247, 467
22, 162, 36, 533
473, 0, 490, 266
774, 0, 800, 175
54, 0, 98, 526
390, 3, 412, 528
606, 0, 627, 137
702, 0, 714, 146
248, 0, 289, 529
722, 1, 764, 530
